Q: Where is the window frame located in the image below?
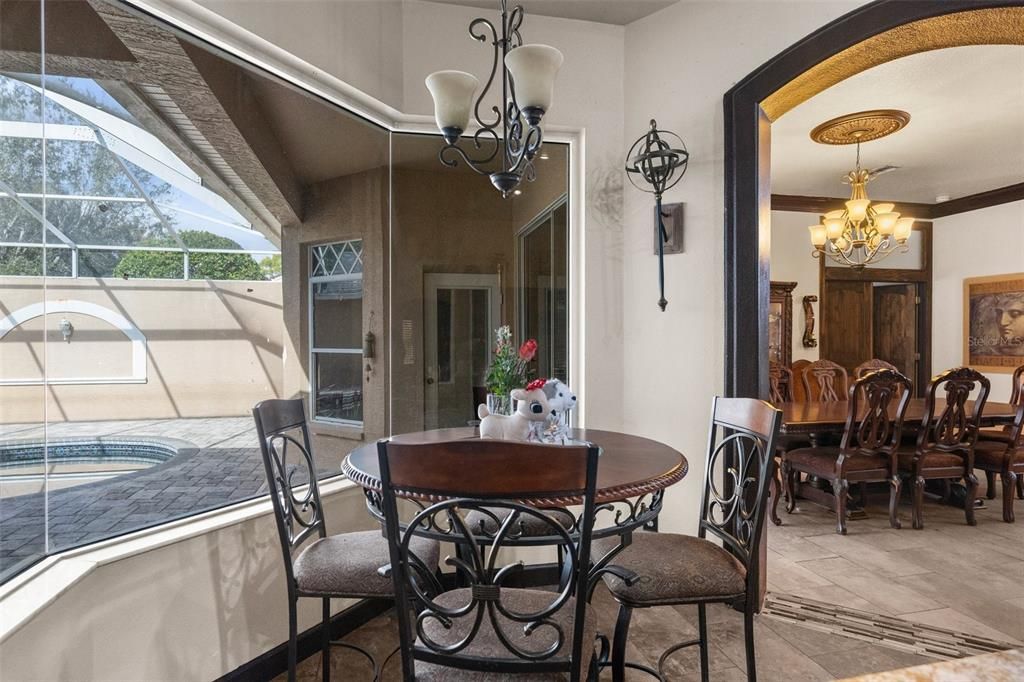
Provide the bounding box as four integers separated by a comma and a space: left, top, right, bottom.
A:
308, 239, 364, 427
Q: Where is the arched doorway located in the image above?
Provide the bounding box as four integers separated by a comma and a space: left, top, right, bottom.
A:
722, 0, 1024, 398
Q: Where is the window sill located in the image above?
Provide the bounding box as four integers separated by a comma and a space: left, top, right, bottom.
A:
310, 420, 365, 441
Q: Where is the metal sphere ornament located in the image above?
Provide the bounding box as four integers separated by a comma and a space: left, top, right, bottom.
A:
625, 120, 689, 311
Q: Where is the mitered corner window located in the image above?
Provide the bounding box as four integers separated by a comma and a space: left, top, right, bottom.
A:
309, 240, 364, 425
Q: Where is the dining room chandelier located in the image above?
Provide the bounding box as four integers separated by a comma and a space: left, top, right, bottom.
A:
807, 110, 915, 270
424, 0, 562, 198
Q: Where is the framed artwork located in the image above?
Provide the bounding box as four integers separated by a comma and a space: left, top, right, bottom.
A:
963, 273, 1024, 372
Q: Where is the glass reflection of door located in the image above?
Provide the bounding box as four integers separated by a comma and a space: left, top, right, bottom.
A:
424, 274, 501, 429
518, 197, 568, 382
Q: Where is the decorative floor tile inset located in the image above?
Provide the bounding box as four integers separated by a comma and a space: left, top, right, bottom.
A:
763, 592, 1018, 660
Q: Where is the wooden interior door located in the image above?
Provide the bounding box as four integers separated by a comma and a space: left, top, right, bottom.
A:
821, 279, 872, 376
873, 283, 919, 384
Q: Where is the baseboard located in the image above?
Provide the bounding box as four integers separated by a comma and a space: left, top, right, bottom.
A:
216, 598, 391, 682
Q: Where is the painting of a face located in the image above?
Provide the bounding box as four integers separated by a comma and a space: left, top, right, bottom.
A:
965, 274, 1024, 370
996, 295, 1024, 346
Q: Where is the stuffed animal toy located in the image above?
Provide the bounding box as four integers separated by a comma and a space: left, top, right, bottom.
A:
542, 379, 577, 426
478, 379, 553, 441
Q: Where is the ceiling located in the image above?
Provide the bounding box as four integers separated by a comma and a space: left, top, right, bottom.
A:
771, 45, 1024, 204
422, 0, 677, 25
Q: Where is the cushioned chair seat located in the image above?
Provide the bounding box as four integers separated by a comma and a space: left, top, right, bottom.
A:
974, 439, 1024, 469
896, 449, 965, 470
592, 532, 745, 607
784, 446, 889, 476
413, 587, 597, 680
463, 506, 575, 537
293, 530, 438, 598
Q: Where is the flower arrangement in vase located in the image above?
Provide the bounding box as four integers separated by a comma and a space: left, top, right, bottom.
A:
484, 325, 536, 416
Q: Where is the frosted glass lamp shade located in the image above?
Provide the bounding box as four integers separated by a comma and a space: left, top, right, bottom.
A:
846, 199, 870, 222
894, 217, 914, 241
875, 212, 899, 235
824, 210, 845, 220
425, 70, 479, 132
824, 217, 845, 240
504, 44, 563, 112
809, 225, 827, 248
873, 202, 895, 214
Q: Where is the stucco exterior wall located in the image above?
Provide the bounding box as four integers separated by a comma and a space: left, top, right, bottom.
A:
0, 277, 283, 424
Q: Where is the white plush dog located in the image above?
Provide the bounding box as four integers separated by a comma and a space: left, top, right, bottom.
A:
542, 379, 577, 426
478, 382, 552, 441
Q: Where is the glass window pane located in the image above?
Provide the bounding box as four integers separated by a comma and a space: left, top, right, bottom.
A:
314, 353, 363, 422
312, 278, 363, 349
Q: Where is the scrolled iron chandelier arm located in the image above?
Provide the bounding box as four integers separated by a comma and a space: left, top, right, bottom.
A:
425, 0, 562, 196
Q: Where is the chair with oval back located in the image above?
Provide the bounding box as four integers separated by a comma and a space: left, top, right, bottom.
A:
801, 359, 849, 403
253, 399, 440, 682
376, 437, 604, 681
896, 367, 991, 529
782, 369, 913, 534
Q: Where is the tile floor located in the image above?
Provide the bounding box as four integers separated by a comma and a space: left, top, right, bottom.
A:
275, 481, 1024, 681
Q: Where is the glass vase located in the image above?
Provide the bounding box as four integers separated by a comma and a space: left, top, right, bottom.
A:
486, 392, 513, 417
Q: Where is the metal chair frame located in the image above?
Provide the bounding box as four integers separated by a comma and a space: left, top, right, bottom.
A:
253, 398, 381, 682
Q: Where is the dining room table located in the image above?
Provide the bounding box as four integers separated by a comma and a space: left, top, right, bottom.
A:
342, 426, 688, 539
776, 397, 1018, 517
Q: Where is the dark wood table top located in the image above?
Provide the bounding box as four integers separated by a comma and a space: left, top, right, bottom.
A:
778, 399, 1017, 435
343, 427, 688, 505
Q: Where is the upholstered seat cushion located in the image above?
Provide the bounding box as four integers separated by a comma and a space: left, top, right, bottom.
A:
463, 506, 575, 538
592, 532, 745, 607
293, 530, 439, 598
784, 447, 889, 476
973, 439, 1024, 469
896, 448, 966, 470
413, 587, 597, 680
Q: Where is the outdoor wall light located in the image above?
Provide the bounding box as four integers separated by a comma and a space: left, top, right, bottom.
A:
625, 120, 689, 311
364, 331, 376, 360
59, 317, 74, 342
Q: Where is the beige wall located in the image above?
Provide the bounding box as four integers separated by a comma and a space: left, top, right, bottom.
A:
0, 277, 283, 424
770, 210, 822, 365
934, 200, 1024, 400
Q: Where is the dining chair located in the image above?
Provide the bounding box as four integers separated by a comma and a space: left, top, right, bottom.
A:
854, 358, 898, 379
974, 399, 1024, 522
377, 437, 604, 680
253, 399, 440, 682
896, 367, 991, 530
981, 364, 1024, 500
782, 369, 912, 534
593, 397, 782, 682
801, 359, 849, 403
768, 362, 800, 526
791, 359, 811, 402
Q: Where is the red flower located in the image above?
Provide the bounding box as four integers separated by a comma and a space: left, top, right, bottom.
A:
526, 378, 547, 392
518, 339, 538, 361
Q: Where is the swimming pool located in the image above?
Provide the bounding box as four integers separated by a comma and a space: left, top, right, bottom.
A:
0, 438, 191, 497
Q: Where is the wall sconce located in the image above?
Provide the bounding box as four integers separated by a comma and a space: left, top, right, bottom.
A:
59, 318, 74, 343
625, 119, 689, 311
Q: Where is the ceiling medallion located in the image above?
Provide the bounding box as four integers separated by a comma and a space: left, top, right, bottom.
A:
809, 109, 910, 145
807, 110, 914, 270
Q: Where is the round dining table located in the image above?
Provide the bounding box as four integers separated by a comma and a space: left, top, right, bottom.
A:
343, 426, 688, 536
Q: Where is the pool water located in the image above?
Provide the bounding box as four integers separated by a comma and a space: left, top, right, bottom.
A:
0, 439, 182, 497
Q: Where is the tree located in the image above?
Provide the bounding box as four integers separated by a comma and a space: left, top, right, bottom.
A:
259, 253, 282, 280
113, 230, 264, 280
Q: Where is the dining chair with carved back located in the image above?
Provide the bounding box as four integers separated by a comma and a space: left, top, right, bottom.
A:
252, 399, 440, 682
593, 397, 782, 682
376, 437, 605, 681
801, 359, 849, 404
980, 364, 1024, 502
791, 359, 811, 402
854, 358, 899, 380
973, 398, 1024, 522
782, 369, 913, 535
768, 362, 800, 526
897, 367, 991, 530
